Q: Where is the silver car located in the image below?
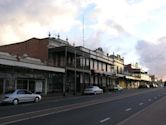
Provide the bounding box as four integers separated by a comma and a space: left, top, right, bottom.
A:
1, 89, 42, 105
83, 86, 103, 95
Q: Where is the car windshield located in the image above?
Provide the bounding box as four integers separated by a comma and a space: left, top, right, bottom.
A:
88, 86, 94, 88
86, 86, 98, 89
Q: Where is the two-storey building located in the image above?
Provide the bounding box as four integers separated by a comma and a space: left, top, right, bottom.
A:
124, 64, 151, 88
0, 37, 91, 95
0, 36, 152, 95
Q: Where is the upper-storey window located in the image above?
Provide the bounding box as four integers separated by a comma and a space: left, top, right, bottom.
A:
117, 66, 119, 74
98, 62, 102, 70
94, 60, 97, 70
86, 58, 89, 67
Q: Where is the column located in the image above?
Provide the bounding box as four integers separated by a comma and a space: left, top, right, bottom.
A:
3, 79, 5, 93
44, 78, 48, 95
14, 79, 17, 90
63, 46, 67, 96
74, 49, 77, 95
27, 80, 29, 91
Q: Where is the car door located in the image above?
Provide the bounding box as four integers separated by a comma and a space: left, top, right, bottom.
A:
17, 90, 27, 103
95, 87, 100, 94
24, 90, 34, 102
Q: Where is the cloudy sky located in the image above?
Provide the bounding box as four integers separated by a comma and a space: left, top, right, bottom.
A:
1, 0, 166, 79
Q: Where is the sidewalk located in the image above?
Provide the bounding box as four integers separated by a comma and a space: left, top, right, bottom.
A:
118, 96, 166, 125
42, 93, 83, 101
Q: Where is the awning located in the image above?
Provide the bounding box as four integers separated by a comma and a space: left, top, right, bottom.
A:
125, 75, 141, 80
0, 58, 65, 73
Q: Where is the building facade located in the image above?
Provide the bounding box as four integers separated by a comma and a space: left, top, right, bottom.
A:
0, 51, 64, 95
78, 47, 115, 92
0, 37, 152, 95
124, 64, 151, 88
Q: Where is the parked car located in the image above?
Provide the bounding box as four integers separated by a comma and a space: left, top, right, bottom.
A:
150, 83, 158, 88
109, 85, 123, 91
114, 85, 123, 91
83, 86, 103, 95
0, 89, 42, 105
139, 84, 150, 88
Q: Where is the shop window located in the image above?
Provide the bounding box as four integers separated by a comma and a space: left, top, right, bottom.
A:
29, 80, 35, 93
17, 80, 27, 89
5, 80, 14, 92
0, 79, 3, 94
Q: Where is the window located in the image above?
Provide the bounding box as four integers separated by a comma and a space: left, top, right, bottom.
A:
117, 66, 119, 73
17, 90, 25, 94
25, 90, 32, 94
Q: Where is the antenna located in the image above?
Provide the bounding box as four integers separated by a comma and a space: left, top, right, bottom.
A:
48, 32, 51, 38
82, 16, 85, 47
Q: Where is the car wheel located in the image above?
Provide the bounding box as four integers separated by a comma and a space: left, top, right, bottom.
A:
34, 97, 39, 103
13, 99, 19, 105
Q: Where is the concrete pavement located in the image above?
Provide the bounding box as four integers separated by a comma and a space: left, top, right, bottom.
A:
118, 96, 166, 125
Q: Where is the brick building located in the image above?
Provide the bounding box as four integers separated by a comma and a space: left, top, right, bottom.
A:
0, 37, 69, 95
0, 38, 49, 63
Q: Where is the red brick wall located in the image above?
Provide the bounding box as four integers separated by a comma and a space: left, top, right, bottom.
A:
124, 64, 141, 73
0, 38, 49, 63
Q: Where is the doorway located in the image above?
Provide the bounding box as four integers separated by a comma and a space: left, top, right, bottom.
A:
0, 79, 3, 94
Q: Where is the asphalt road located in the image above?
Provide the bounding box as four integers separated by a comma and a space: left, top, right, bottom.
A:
0, 88, 166, 125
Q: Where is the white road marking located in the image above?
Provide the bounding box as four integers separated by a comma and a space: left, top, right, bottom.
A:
100, 117, 110, 123
125, 108, 132, 112
139, 102, 144, 106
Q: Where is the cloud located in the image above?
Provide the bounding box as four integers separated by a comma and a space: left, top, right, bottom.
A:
1, 0, 166, 81
136, 38, 166, 79
85, 30, 104, 50
105, 20, 132, 37
89, 0, 166, 42
0, 0, 88, 44
1, 0, 166, 45
126, 0, 143, 5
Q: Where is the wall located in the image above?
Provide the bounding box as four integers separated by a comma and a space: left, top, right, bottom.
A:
0, 38, 49, 63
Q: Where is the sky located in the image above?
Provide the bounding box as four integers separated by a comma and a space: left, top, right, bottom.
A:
0, 0, 166, 79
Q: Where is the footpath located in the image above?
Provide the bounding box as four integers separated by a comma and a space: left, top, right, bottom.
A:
118, 96, 166, 125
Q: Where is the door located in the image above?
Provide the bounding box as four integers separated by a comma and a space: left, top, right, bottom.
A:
24, 90, 34, 102
0, 79, 3, 94
29, 80, 35, 93
17, 90, 34, 102
17, 90, 28, 103
35, 80, 43, 94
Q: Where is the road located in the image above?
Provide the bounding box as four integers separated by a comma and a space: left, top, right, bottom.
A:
0, 88, 166, 125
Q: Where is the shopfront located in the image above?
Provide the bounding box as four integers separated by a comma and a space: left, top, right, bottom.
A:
0, 58, 65, 95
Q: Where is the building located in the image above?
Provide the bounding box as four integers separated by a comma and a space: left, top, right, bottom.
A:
78, 47, 115, 92
0, 37, 91, 95
0, 51, 64, 95
0, 37, 153, 95
124, 64, 151, 88
110, 54, 125, 88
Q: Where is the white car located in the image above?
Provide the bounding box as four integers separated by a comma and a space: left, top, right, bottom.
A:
109, 85, 123, 91
1, 89, 42, 105
114, 85, 123, 91
83, 86, 103, 95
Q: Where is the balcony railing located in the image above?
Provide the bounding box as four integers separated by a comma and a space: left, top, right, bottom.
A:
66, 63, 90, 70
